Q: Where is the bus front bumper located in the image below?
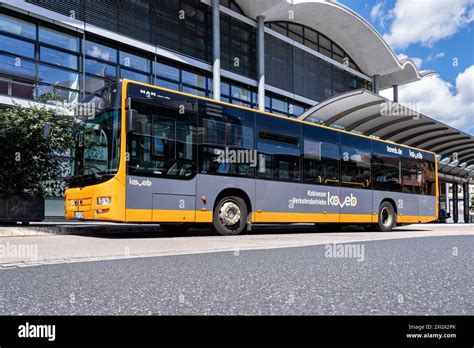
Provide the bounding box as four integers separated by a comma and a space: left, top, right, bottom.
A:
64, 178, 125, 221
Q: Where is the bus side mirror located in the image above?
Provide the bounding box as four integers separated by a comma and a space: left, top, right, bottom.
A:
126, 109, 137, 133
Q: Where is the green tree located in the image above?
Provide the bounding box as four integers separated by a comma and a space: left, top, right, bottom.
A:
471, 193, 474, 212
0, 105, 76, 198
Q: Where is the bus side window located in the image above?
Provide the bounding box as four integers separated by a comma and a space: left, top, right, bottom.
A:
372, 142, 402, 193
422, 159, 436, 196
127, 97, 197, 178
256, 114, 301, 182
340, 133, 371, 189
302, 124, 340, 186
402, 158, 423, 194
198, 100, 255, 178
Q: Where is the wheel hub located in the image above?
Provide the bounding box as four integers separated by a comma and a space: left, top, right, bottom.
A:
219, 201, 241, 226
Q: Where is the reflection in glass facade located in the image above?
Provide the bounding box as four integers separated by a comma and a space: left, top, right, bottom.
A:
0, 14, 36, 39
39, 26, 79, 52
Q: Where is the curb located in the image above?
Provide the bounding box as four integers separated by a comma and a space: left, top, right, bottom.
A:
0, 224, 164, 237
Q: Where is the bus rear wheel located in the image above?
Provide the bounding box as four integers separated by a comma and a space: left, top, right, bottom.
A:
212, 195, 247, 236
375, 201, 396, 232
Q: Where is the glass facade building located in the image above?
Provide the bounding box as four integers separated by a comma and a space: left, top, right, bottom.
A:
0, 0, 374, 217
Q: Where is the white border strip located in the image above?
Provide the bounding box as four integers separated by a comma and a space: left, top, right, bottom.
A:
265, 84, 318, 106
221, 69, 257, 87
200, 0, 256, 27
219, 4, 257, 27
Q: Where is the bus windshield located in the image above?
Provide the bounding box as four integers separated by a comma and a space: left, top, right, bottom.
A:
69, 82, 121, 187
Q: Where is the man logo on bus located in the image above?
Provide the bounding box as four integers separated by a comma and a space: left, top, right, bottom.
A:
328, 192, 358, 208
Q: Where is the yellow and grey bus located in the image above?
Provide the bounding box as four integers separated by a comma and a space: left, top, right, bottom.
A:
65, 79, 438, 235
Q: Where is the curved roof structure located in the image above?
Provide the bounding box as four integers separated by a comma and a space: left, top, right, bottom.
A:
236, 0, 434, 89
297, 89, 474, 179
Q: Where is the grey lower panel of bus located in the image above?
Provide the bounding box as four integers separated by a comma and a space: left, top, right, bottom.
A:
125, 174, 436, 220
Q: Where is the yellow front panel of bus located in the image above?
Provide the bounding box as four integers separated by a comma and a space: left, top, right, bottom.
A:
65, 176, 126, 221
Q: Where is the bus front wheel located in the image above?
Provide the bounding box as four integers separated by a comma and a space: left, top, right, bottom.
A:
375, 201, 396, 232
212, 195, 248, 236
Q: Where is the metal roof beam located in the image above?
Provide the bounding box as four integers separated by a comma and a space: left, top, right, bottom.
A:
375, 121, 435, 140
433, 140, 474, 154
421, 137, 471, 152
323, 100, 384, 126
460, 154, 474, 163
363, 116, 417, 137
345, 113, 383, 131
394, 126, 449, 147
456, 148, 474, 156
407, 130, 457, 147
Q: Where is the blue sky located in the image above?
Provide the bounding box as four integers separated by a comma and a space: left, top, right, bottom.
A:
339, 0, 474, 135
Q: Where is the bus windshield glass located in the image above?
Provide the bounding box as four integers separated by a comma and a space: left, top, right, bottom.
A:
70, 82, 121, 186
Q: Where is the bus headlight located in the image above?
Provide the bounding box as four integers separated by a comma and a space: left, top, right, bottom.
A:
97, 197, 111, 205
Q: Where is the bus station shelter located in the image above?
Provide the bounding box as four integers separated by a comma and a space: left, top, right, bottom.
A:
298, 89, 474, 223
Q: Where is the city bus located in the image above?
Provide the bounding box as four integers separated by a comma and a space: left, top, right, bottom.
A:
65, 79, 438, 235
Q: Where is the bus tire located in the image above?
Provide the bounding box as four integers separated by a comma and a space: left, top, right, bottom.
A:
376, 201, 396, 232
160, 223, 192, 234
212, 195, 247, 236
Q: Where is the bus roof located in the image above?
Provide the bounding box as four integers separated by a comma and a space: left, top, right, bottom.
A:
122, 79, 437, 158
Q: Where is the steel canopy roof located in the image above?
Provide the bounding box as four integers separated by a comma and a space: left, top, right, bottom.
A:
236, 0, 434, 89
297, 89, 474, 179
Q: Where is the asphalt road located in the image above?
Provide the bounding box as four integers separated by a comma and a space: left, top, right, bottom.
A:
0, 234, 472, 315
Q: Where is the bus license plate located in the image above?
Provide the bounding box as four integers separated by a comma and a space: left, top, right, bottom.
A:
74, 211, 84, 219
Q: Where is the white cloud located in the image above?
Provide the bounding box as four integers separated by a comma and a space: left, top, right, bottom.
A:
370, 2, 383, 20
396, 53, 423, 69
426, 52, 445, 62
370, 1, 390, 28
381, 65, 474, 133
383, 0, 474, 49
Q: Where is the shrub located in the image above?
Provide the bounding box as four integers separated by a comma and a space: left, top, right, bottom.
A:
0, 104, 75, 198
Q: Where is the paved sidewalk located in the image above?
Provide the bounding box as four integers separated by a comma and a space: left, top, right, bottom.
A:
2, 220, 474, 237
0, 224, 472, 268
